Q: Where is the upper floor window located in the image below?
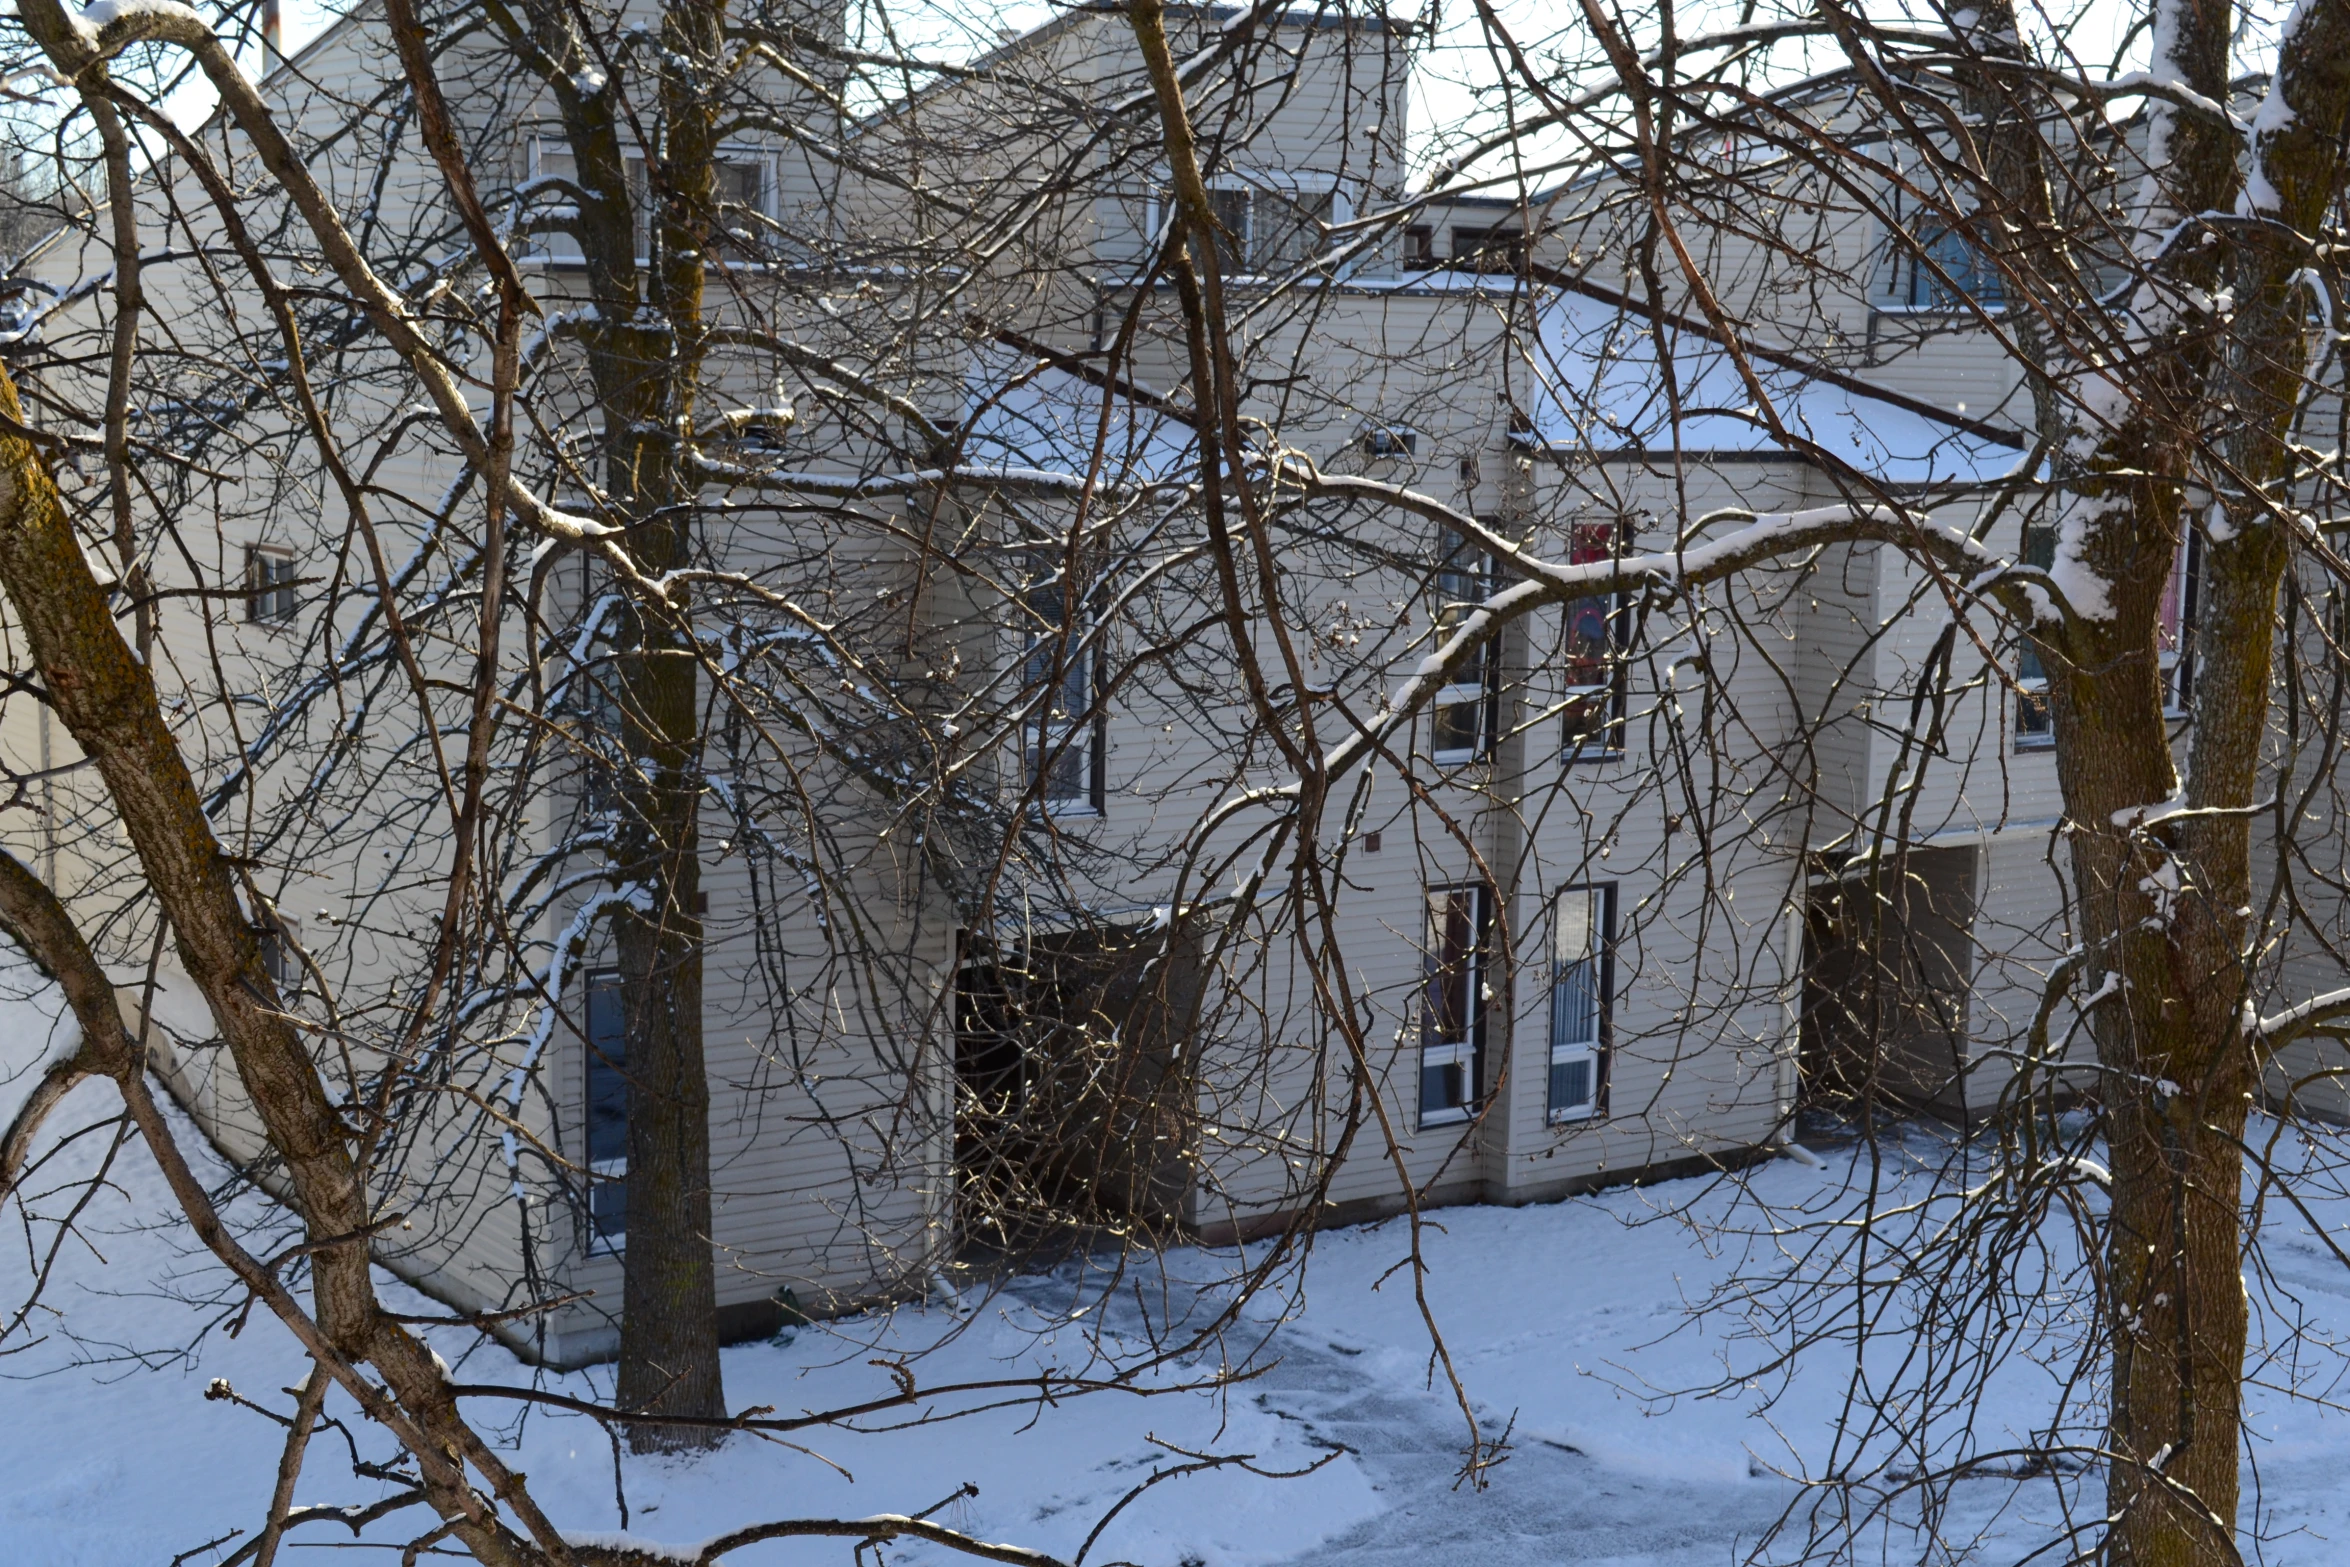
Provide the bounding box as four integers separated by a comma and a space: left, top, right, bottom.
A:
1560, 518, 1629, 761
2013, 523, 2195, 749
258, 913, 305, 997
247, 545, 296, 624
1420, 884, 1493, 1128
1177, 178, 1340, 276
1549, 885, 1613, 1122
1875, 205, 2004, 312
1430, 523, 1499, 765
1021, 568, 1103, 814
1451, 226, 1524, 273
528, 141, 775, 265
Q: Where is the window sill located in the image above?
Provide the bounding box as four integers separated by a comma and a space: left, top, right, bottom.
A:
1562, 746, 1623, 766
1870, 301, 2009, 317
1547, 1106, 1599, 1125
1418, 1107, 1471, 1129
2013, 734, 2055, 754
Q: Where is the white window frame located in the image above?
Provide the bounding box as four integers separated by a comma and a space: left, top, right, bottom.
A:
1144, 170, 1352, 280
247, 544, 297, 625
1430, 523, 1497, 766
526, 139, 779, 267
1548, 885, 1612, 1123
1021, 567, 1103, 817
1418, 884, 1491, 1129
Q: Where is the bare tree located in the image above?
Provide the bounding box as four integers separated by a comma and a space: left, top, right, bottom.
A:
9, 0, 2350, 1564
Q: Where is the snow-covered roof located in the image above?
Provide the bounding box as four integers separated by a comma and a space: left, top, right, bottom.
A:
960, 347, 1199, 486
1526, 288, 2022, 486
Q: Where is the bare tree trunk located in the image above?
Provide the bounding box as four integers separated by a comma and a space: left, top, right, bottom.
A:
0, 366, 562, 1567
2051, 0, 2350, 1555
604, 0, 727, 1451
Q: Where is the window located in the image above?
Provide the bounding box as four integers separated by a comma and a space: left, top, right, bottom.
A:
1560, 518, 1628, 760
2015, 522, 2056, 747
1420, 885, 1493, 1127
1403, 225, 1436, 269
1431, 525, 1499, 764
1022, 568, 1102, 813
1190, 181, 1339, 275
568, 665, 628, 816
247, 546, 296, 624
1549, 886, 1613, 1122
1360, 423, 1417, 458
259, 914, 303, 996
1250, 188, 1334, 272
2014, 640, 2055, 747
1451, 226, 1524, 273
2162, 527, 2200, 713
583, 972, 628, 1253
2013, 524, 2195, 748
529, 141, 773, 264
1878, 211, 2004, 312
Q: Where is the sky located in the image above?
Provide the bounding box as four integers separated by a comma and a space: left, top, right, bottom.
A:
200, 0, 2226, 193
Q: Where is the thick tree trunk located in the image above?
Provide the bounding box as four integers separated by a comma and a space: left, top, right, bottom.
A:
2040, 0, 2350, 1557
609, 557, 723, 1449
576, 0, 729, 1452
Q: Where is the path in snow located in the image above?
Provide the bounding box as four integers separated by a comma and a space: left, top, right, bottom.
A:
10, 944, 2350, 1563
1252, 1335, 1796, 1567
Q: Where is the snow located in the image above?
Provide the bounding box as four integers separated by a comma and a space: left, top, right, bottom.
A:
2239, 0, 2314, 218
0, 951, 79, 1133
961, 347, 1200, 487
1525, 291, 2017, 485
15, 973, 2350, 1564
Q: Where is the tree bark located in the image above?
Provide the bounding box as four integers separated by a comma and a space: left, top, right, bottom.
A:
523, 0, 732, 1448
2034, 0, 2350, 1558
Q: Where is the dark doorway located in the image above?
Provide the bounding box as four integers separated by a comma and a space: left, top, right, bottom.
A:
1800, 845, 1978, 1119
953, 923, 1203, 1256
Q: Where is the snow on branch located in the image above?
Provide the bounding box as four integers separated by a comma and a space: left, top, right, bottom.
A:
2257, 986, 2350, 1043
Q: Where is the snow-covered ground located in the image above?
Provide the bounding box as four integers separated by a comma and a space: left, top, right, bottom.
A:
11, 963, 2350, 1565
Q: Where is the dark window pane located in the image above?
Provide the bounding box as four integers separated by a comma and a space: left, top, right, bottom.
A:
1424, 891, 1475, 1045
585, 974, 628, 1241
1422, 1054, 1466, 1117
1909, 223, 2003, 308
1548, 1055, 1593, 1111
1432, 698, 1483, 758
2016, 523, 2056, 743
1210, 187, 1250, 271
1562, 521, 1622, 755
1451, 226, 1523, 271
